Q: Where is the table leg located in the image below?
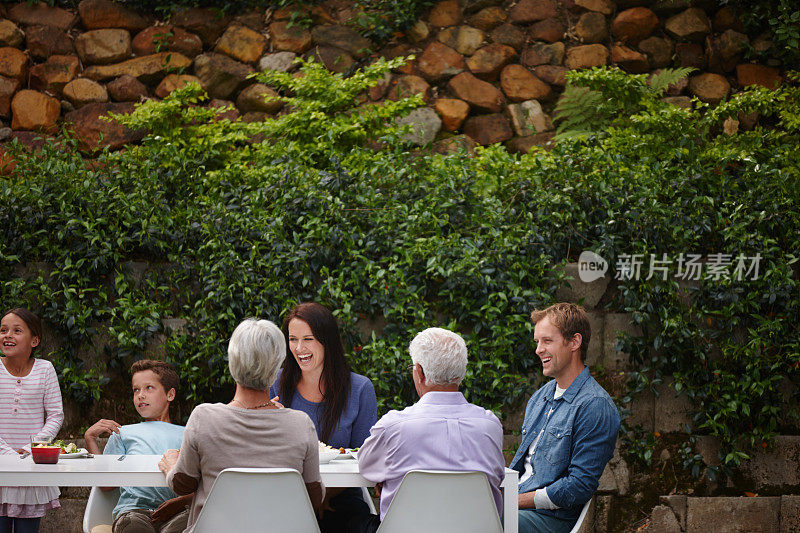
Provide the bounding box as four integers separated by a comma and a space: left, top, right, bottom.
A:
503, 471, 518, 533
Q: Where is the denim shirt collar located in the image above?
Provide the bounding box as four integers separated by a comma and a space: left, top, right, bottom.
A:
546, 366, 591, 405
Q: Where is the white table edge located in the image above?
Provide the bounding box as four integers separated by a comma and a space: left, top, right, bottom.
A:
1, 456, 518, 533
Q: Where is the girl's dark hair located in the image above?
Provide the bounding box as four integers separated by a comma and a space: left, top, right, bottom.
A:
279, 302, 351, 443
3, 308, 42, 354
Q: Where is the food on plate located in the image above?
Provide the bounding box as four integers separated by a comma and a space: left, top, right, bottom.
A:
57, 441, 79, 454
33, 440, 79, 453
320, 442, 350, 455
318, 441, 341, 463
39, 440, 79, 454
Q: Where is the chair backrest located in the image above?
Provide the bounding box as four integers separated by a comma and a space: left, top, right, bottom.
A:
82, 486, 119, 533
376, 470, 503, 533
193, 468, 321, 533
569, 497, 594, 533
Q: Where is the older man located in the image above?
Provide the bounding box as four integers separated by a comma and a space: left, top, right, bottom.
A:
511, 303, 620, 533
351, 327, 506, 532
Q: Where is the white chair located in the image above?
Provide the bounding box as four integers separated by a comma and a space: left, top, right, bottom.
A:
376, 470, 503, 533
82, 486, 119, 533
192, 467, 321, 533
568, 497, 594, 533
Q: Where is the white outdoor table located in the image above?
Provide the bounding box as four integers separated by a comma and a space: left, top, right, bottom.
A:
0, 454, 518, 533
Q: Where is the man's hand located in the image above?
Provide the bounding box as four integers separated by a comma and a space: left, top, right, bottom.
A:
84, 419, 121, 454
151, 494, 191, 523
373, 482, 383, 498
271, 396, 284, 408
159, 449, 179, 475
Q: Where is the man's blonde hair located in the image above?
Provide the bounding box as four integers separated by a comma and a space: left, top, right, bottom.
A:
531, 303, 590, 362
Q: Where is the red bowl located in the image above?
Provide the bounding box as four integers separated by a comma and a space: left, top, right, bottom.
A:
31, 446, 60, 464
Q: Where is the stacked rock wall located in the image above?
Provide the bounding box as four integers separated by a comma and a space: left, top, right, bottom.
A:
0, 0, 788, 163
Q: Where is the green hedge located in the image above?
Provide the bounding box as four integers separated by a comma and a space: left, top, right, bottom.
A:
1, 61, 798, 478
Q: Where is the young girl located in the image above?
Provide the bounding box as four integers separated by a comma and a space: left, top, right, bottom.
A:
0, 308, 64, 533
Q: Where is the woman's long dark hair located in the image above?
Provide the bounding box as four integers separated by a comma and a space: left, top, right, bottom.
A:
279, 302, 351, 443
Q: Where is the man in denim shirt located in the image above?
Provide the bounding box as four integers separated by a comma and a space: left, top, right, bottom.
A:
510, 303, 620, 533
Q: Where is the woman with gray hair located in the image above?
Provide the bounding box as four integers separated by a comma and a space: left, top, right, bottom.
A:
158, 318, 324, 533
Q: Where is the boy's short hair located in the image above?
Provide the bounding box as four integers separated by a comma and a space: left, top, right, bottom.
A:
130, 359, 180, 395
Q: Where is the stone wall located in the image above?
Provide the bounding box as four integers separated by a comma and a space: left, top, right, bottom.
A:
0, 0, 788, 166
652, 495, 799, 533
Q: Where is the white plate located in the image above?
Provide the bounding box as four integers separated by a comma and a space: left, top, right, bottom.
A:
319, 449, 341, 464
59, 448, 89, 459
331, 450, 354, 460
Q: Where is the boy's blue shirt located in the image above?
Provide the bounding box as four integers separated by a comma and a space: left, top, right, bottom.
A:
103, 421, 185, 518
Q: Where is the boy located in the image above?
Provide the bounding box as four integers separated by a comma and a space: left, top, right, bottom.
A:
85, 360, 189, 533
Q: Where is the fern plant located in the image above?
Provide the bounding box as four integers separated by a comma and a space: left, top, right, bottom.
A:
554, 67, 695, 140
251, 56, 422, 165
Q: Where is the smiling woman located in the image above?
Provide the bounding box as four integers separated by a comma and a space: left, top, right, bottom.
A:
273, 303, 377, 449
271, 302, 378, 533
288, 318, 327, 385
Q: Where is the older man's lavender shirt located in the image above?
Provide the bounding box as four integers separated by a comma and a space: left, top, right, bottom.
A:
357, 391, 506, 520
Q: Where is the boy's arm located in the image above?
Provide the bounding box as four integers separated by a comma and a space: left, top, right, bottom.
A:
84, 419, 122, 455
86, 420, 123, 492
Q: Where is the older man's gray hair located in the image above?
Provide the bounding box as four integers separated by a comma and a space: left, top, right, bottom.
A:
228, 318, 285, 390
409, 327, 468, 386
